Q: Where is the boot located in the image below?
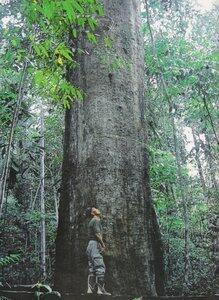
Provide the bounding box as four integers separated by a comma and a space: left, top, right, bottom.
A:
87, 274, 96, 294
96, 276, 111, 296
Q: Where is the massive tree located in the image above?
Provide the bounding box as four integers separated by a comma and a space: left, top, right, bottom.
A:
55, 0, 163, 296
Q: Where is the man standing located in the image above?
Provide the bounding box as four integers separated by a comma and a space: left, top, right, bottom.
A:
85, 207, 111, 295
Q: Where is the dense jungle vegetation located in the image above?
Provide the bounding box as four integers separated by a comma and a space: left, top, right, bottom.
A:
0, 0, 218, 296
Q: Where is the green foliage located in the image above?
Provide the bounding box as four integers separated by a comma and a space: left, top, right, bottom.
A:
0, 0, 104, 109
0, 254, 21, 267
149, 147, 177, 186
22, 0, 104, 108
34, 68, 84, 107
0, 0, 102, 288
144, 0, 218, 295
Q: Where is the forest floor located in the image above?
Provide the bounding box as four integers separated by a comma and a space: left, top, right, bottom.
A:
1, 290, 219, 300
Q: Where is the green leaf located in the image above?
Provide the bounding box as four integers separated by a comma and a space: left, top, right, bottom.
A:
33, 44, 41, 56
72, 1, 84, 14
77, 17, 85, 28
62, 0, 76, 22
72, 28, 77, 38
87, 32, 97, 44
34, 70, 44, 85
41, 0, 56, 20
0, 254, 21, 267
33, 44, 49, 58
11, 38, 20, 47
96, 4, 104, 16
76, 89, 84, 100
88, 18, 97, 31
63, 98, 71, 109
59, 49, 73, 61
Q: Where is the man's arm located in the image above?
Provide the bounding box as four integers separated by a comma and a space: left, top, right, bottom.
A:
95, 233, 105, 248
93, 220, 105, 248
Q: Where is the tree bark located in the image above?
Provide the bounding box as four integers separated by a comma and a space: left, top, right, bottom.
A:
55, 0, 160, 296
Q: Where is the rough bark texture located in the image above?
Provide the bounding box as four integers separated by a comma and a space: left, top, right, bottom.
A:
55, 0, 161, 296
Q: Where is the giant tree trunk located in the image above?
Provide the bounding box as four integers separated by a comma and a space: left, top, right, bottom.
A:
55, 0, 160, 296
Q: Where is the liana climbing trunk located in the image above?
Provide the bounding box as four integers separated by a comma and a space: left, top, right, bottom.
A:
55, 0, 161, 296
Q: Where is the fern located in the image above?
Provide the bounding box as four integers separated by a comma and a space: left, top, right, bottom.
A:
0, 254, 21, 267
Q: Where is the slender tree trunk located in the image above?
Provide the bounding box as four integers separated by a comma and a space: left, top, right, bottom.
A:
0, 61, 29, 218
171, 118, 190, 295
55, 0, 161, 296
191, 128, 207, 200
30, 181, 41, 211
51, 175, 59, 224
201, 93, 219, 145
203, 133, 218, 194
40, 107, 46, 280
